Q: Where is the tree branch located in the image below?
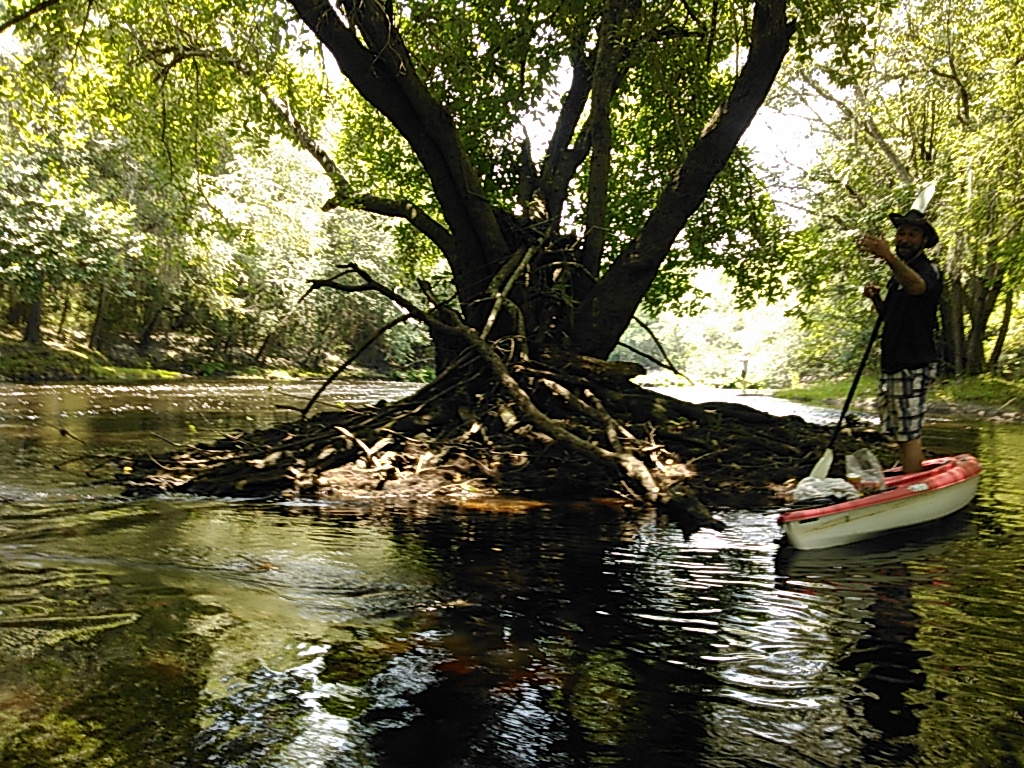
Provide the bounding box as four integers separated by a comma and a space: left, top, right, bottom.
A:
621, 316, 691, 381
312, 263, 663, 501
141, 43, 460, 257
300, 313, 412, 417
850, 81, 914, 184
570, 0, 795, 358
288, 0, 511, 306
0, 0, 62, 35
930, 58, 971, 126
798, 73, 913, 186
538, 53, 594, 228
582, 0, 636, 278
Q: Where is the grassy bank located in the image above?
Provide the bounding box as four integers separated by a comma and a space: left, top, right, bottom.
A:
0, 340, 187, 383
6, 331, 1022, 414
0, 330, 333, 383
774, 374, 1024, 414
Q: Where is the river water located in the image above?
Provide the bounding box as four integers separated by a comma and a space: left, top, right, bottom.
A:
0, 381, 1021, 767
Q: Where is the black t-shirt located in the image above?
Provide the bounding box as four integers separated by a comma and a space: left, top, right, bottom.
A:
880, 253, 942, 373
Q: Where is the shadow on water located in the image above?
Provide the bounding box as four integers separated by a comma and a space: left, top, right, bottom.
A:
1, 381, 1023, 767
354, 505, 728, 768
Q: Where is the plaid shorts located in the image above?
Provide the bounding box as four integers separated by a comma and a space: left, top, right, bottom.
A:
876, 363, 938, 442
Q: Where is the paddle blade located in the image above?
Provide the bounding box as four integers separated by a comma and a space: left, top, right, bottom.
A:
912, 181, 936, 213
809, 448, 833, 479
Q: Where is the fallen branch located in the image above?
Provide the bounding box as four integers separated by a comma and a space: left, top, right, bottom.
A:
300, 312, 412, 418
309, 262, 670, 502
625, 315, 691, 382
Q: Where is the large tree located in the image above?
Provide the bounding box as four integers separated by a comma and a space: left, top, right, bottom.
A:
3, 0, 887, 515
295, 1, 851, 359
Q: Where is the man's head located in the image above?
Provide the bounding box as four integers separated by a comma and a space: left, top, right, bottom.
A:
894, 225, 926, 260
888, 209, 939, 256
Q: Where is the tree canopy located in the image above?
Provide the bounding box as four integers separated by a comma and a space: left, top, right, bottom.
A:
293, 0, 892, 359
1, 9, 430, 370
778, 0, 1024, 377
3, 0, 890, 364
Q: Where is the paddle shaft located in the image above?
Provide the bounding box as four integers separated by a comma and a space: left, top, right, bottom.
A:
825, 310, 885, 451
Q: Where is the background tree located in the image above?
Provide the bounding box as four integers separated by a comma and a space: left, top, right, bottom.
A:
0, 138, 139, 344
1, 16, 426, 373
777, 0, 1024, 377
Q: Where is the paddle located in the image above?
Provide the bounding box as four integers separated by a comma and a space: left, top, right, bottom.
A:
809, 310, 884, 479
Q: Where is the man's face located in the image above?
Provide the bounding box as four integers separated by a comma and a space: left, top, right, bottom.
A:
895, 226, 925, 259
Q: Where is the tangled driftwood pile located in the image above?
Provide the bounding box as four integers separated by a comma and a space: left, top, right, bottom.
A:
123, 355, 891, 533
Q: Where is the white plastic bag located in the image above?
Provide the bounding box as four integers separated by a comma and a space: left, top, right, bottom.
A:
791, 476, 859, 502
845, 448, 884, 493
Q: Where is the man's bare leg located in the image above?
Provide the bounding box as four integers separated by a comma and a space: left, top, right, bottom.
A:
899, 437, 925, 474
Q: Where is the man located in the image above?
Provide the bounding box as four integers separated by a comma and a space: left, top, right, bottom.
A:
857, 209, 942, 474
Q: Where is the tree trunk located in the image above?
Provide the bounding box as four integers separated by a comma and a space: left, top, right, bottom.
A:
988, 289, 1013, 373
569, 2, 795, 358
252, 330, 274, 365
7, 294, 29, 328
139, 302, 163, 349
89, 284, 108, 351
942, 275, 966, 376
56, 295, 72, 340
22, 296, 44, 344
963, 263, 1004, 375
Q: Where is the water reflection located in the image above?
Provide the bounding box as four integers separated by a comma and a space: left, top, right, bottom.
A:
372, 505, 722, 767
1, 382, 1023, 766
838, 563, 925, 761
775, 529, 962, 766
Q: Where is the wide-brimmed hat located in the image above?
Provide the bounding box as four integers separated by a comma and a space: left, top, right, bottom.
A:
888, 209, 939, 248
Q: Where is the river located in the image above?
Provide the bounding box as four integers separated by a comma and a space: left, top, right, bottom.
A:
0, 380, 1021, 767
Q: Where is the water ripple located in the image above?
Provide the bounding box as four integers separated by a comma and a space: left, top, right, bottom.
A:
2, 385, 1024, 766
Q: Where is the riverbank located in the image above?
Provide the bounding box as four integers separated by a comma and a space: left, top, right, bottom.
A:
0, 333, 387, 384
632, 370, 1024, 423
0, 338, 185, 383
5, 334, 1023, 424
772, 375, 1024, 423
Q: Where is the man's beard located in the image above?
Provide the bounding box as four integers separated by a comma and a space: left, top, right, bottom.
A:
896, 243, 921, 259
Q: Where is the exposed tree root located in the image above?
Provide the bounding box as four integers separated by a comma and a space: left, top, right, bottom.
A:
119, 263, 896, 533
122, 354, 893, 533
